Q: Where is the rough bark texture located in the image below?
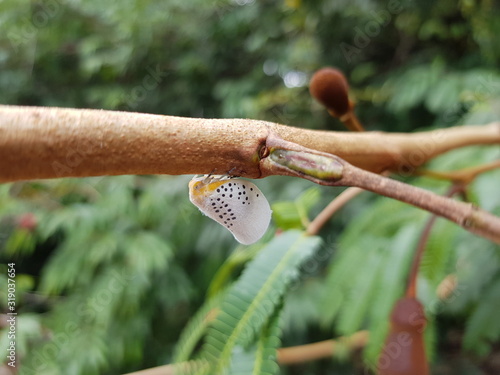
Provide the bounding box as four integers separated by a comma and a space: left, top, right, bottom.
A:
1, 105, 499, 182
0, 106, 268, 182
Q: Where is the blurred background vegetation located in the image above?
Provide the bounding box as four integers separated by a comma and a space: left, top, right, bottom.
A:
1, 0, 500, 374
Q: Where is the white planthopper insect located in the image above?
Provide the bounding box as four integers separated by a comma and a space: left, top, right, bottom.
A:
188, 175, 272, 245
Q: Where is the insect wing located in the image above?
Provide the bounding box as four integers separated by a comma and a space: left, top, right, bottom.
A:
189, 176, 272, 244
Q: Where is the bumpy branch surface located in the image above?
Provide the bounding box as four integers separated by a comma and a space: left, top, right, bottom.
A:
0, 105, 499, 182
260, 134, 500, 243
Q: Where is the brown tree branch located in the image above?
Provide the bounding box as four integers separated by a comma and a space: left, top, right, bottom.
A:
3, 105, 499, 242
121, 331, 369, 375
306, 187, 364, 236
277, 330, 369, 365
406, 214, 439, 300
406, 185, 465, 299
261, 135, 500, 243
416, 160, 500, 184
341, 167, 500, 243
0, 105, 499, 182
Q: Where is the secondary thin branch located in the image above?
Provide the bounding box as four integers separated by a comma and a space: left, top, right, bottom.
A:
262, 134, 500, 243
121, 331, 369, 375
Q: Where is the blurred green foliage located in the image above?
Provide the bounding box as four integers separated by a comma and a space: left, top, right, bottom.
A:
1, 0, 500, 374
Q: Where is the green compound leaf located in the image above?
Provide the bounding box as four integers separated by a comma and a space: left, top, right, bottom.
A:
201, 230, 321, 373
229, 307, 282, 375
272, 187, 321, 230
173, 291, 227, 364
463, 276, 500, 357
